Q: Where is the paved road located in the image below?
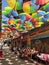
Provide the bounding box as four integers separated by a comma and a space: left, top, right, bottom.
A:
0, 50, 45, 65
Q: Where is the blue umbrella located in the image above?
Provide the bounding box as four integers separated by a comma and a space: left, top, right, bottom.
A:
12, 10, 18, 17
19, 13, 26, 21
44, 14, 49, 18
37, 11, 46, 16
31, 0, 36, 3
42, 17, 47, 22
2, 15, 9, 24
31, 3, 40, 10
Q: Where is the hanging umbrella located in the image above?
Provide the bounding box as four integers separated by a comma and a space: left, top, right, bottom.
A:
9, 27, 16, 31
36, 0, 49, 5
31, 0, 36, 3
14, 19, 20, 24
26, 14, 31, 21
2, 15, 9, 23
0, 32, 4, 36
5, 7, 12, 14
4, 28, 11, 31
8, 19, 14, 24
23, 1, 35, 14
2, 11, 8, 15
37, 10, 46, 16
32, 12, 39, 18
12, 10, 18, 17
19, 13, 26, 21
15, 1, 22, 10
7, 0, 16, 9
42, 3, 49, 12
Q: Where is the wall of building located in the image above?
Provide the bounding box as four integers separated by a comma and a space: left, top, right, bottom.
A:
31, 37, 49, 54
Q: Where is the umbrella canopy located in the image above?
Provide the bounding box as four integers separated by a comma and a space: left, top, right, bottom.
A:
36, 0, 49, 5
9, 27, 16, 31
4, 28, 11, 31
7, 0, 16, 9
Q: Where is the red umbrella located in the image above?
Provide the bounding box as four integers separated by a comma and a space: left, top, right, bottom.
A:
4, 28, 11, 31
36, 0, 49, 5
26, 14, 31, 21
0, 32, 3, 37
10, 27, 16, 30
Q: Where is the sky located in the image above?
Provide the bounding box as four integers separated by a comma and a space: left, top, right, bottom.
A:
2, 0, 9, 21
2, 0, 8, 10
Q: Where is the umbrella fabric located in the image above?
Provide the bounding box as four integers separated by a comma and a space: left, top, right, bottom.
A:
31, 0, 36, 3
7, 0, 16, 9
10, 27, 16, 30
36, 0, 49, 5
12, 10, 18, 17
37, 10, 46, 16
42, 3, 49, 12
4, 28, 11, 31
31, 3, 40, 10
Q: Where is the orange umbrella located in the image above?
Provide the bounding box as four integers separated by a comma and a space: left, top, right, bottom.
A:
36, 0, 49, 5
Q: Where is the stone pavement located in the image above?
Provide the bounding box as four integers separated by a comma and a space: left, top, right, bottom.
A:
0, 51, 45, 65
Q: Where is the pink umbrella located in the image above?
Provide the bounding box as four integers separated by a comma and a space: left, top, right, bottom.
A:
36, 0, 49, 5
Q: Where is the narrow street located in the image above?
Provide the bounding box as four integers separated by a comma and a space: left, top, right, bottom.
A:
0, 50, 45, 65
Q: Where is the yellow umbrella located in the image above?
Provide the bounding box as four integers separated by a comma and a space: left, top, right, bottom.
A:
16, 23, 20, 29
47, 19, 49, 22
23, 3, 30, 14
7, 0, 16, 9
8, 19, 14, 25
35, 22, 44, 27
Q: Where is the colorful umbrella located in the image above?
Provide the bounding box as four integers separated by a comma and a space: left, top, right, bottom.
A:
10, 27, 16, 30
36, 0, 49, 5
15, 2, 22, 10
32, 12, 39, 18
4, 28, 11, 31
23, 1, 35, 14
42, 3, 49, 12
26, 14, 31, 21
7, 0, 16, 9
14, 19, 21, 24
2, 11, 8, 15
5, 7, 12, 14
37, 10, 46, 16
8, 19, 14, 24
19, 13, 26, 21
12, 10, 18, 17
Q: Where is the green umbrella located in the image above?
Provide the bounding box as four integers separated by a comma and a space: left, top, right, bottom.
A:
2, 11, 8, 15
39, 17, 43, 22
15, 2, 22, 10
14, 19, 20, 24
30, 6, 36, 14
42, 3, 49, 11
5, 7, 12, 14
19, 13, 26, 16
26, 21, 33, 26
19, 24, 23, 29
32, 12, 39, 18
